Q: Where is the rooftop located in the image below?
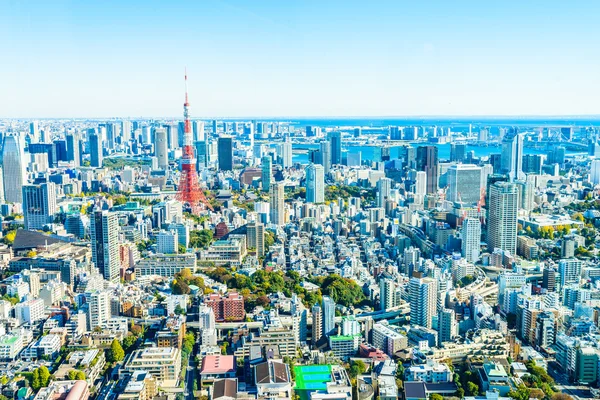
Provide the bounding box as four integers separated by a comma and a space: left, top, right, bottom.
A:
201, 355, 235, 374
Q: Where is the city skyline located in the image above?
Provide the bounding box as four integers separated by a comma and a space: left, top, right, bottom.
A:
2, 0, 600, 118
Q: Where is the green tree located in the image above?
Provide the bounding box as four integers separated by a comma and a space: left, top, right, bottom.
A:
38, 366, 50, 387
467, 382, 479, 396
171, 279, 191, 295
31, 369, 41, 391
3, 230, 16, 245
122, 335, 137, 352
106, 339, 125, 363
429, 394, 444, 400
178, 244, 187, 254
67, 370, 86, 380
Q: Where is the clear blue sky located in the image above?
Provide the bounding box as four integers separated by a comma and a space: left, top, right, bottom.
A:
1, 0, 599, 118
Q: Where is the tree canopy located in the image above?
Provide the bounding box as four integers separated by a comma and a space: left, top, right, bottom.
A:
106, 339, 125, 363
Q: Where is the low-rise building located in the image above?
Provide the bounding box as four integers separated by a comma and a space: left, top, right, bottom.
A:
405, 361, 452, 383
200, 355, 236, 387
124, 347, 182, 387
134, 254, 196, 277
255, 360, 292, 400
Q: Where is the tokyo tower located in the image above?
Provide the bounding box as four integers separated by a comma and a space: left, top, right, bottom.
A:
177, 70, 212, 213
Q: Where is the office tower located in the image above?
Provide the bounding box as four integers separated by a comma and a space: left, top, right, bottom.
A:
246, 220, 265, 257
90, 210, 119, 282
416, 146, 439, 194
376, 178, 392, 208
270, 182, 285, 226
305, 164, 325, 203
157, 230, 179, 254
347, 151, 361, 167
322, 296, 335, 337
153, 128, 168, 169
414, 171, 427, 205
212, 120, 218, 134
85, 290, 110, 331
409, 273, 437, 328
489, 153, 502, 174
218, 136, 233, 171
501, 133, 524, 181
558, 258, 582, 287
0, 168, 4, 203
461, 218, 481, 263
261, 156, 272, 191
591, 160, 600, 185
389, 126, 401, 140
522, 154, 543, 174
105, 122, 118, 149
542, 268, 556, 292
193, 121, 205, 142
438, 308, 457, 345
280, 137, 293, 168
30, 121, 39, 142
515, 180, 534, 211
121, 120, 132, 143
487, 182, 518, 255
450, 143, 466, 162
2, 135, 27, 203
22, 182, 57, 230
536, 312, 555, 348
328, 131, 342, 165
446, 164, 481, 204
66, 133, 81, 167
379, 272, 396, 311
381, 147, 390, 161
89, 133, 103, 168
319, 140, 331, 173
311, 304, 322, 346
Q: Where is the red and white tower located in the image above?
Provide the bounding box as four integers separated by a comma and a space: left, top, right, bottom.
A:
177, 70, 211, 214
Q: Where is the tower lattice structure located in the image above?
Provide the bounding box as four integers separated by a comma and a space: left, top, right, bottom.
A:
177, 71, 212, 213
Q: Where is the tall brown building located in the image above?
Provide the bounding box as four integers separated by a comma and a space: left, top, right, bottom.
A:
204, 292, 245, 322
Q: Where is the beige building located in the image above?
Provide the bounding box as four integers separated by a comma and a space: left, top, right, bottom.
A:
124, 347, 182, 387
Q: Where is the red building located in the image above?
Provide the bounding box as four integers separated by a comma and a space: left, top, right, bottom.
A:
204, 292, 245, 322
215, 222, 229, 240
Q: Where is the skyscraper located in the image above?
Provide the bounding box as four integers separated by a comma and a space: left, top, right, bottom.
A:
450, 143, 466, 162
409, 272, 437, 329
446, 164, 481, 204
328, 131, 342, 165
154, 128, 169, 169
261, 156, 272, 192
416, 146, 439, 194
461, 218, 481, 263
558, 258, 583, 287
270, 182, 285, 226
438, 308, 458, 345
311, 304, 322, 346
246, 220, 265, 257
379, 272, 396, 311
319, 140, 331, 173
414, 171, 427, 205
2, 135, 27, 203
376, 178, 392, 208
501, 132, 525, 181
66, 133, 81, 167
280, 136, 293, 168
22, 182, 57, 230
322, 296, 335, 337
89, 133, 103, 168
218, 136, 233, 171
90, 210, 119, 282
487, 182, 518, 255
305, 164, 325, 203
85, 290, 110, 331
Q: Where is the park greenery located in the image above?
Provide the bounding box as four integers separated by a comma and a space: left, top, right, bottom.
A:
171, 268, 206, 295
102, 157, 151, 170
67, 370, 86, 380
106, 339, 125, 363
189, 229, 213, 249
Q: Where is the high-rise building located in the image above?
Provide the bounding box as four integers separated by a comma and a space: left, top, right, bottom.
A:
487, 182, 518, 255
446, 164, 481, 204
280, 137, 293, 168
379, 272, 396, 311
522, 154, 543, 174
558, 258, 582, 287
305, 164, 324, 203
450, 144, 466, 162
66, 133, 81, 167
269, 182, 285, 226
461, 218, 481, 263
501, 133, 525, 181
2, 135, 27, 203
319, 140, 331, 173
409, 273, 437, 329
311, 304, 322, 346
438, 308, 457, 345
328, 131, 342, 165
157, 230, 179, 254
154, 128, 169, 169
414, 171, 427, 205
203, 292, 245, 322
22, 182, 57, 230
376, 178, 392, 208
261, 156, 272, 192
85, 290, 110, 331
89, 133, 103, 168
246, 220, 265, 257
515, 180, 534, 211
536, 312, 555, 348
121, 120, 132, 143
416, 146, 439, 194
322, 296, 335, 337
542, 268, 556, 292
218, 136, 233, 171
90, 210, 120, 282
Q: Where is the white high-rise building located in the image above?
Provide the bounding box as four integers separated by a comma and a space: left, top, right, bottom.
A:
157, 230, 179, 254
305, 164, 324, 203
501, 132, 525, 181
376, 178, 392, 208
515, 180, 535, 212
438, 308, 458, 345
319, 141, 331, 173
14, 298, 45, 325
85, 290, 110, 331
2, 135, 27, 203
269, 182, 285, 226
154, 128, 169, 169
322, 296, 335, 337
461, 218, 481, 263
409, 273, 437, 329
487, 182, 518, 255
591, 159, 600, 185
446, 164, 481, 204
558, 258, 583, 287
379, 273, 396, 311
414, 171, 427, 205
22, 182, 57, 230
280, 137, 293, 168
341, 316, 360, 336
91, 211, 120, 282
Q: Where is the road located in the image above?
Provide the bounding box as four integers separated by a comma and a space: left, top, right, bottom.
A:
184, 342, 198, 400
549, 365, 593, 399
